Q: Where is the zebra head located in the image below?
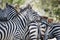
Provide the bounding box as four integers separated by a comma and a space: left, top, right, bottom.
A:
20, 4, 41, 22
37, 17, 49, 40
2, 3, 18, 20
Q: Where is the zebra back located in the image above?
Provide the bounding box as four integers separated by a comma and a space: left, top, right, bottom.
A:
40, 21, 60, 40
48, 23, 60, 39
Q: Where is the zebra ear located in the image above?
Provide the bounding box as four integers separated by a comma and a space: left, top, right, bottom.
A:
6, 3, 16, 10
27, 4, 32, 9
6, 3, 12, 8
6, 3, 9, 7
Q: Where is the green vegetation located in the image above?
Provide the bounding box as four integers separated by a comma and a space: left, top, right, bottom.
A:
33, 0, 60, 22
0, 0, 25, 8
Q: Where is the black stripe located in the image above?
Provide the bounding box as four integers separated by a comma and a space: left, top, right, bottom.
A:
17, 16, 24, 33
53, 28, 60, 34
11, 21, 14, 33
30, 38, 40, 40
0, 27, 6, 39
30, 31, 36, 34
49, 26, 60, 33
0, 23, 7, 30
19, 15, 25, 29
6, 22, 9, 37
30, 35, 36, 38
0, 31, 2, 40
9, 21, 12, 33
29, 27, 36, 31
18, 16, 24, 31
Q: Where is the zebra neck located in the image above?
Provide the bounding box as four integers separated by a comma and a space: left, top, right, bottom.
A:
17, 14, 27, 28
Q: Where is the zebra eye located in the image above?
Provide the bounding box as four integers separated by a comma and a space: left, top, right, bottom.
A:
42, 27, 45, 28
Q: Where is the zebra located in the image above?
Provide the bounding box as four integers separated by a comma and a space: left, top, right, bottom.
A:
27, 21, 42, 40
39, 20, 60, 40
0, 3, 41, 40
25, 16, 41, 40
0, 3, 17, 21
38, 19, 53, 40
20, 4, 40, 22
25, 16, 48, 40
46, 23, 60, 40
20, 4, 43, 40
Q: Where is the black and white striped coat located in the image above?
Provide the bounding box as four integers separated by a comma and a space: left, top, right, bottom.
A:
0, 4, 41, 40
20, 5, 43, 40
25, 20, 43, 40
40, 22, 60, 40
48, 23, 60, 40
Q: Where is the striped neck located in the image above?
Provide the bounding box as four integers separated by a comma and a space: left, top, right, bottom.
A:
17, 13, 28, 28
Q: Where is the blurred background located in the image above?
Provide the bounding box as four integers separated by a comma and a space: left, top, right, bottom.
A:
0, 0, 60, 23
